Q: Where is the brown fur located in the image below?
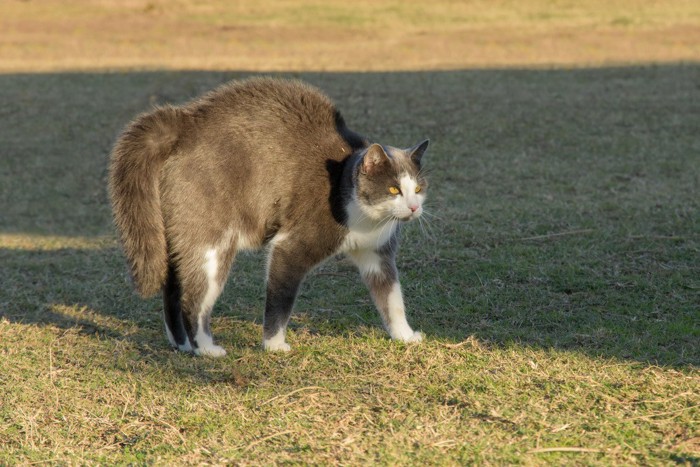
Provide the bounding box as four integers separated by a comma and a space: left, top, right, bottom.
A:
108, 77, 428, 353
109, 78, 362, 298
109, 105, 191, 297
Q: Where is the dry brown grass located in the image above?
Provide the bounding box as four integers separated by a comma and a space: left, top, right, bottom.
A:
2, 313, 698, 464
1, 0, 699, 72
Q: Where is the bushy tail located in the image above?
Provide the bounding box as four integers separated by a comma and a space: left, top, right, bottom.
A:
109, 106, 187, 297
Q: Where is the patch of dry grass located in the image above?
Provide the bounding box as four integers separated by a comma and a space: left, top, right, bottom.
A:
1, 0, 699, 72
2, 316, 698, 464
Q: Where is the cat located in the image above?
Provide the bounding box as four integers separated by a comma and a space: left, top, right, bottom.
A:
109, 77, 430, 356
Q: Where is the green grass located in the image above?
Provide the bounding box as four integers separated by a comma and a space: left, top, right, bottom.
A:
1, 66, 698, 464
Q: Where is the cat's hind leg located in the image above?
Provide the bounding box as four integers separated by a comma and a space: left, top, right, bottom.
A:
163, 262, 192, 352
176, 244, 236, 357
263, 236, 317, 352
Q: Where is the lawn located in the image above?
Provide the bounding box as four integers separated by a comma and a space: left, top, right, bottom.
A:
1, 1, 699, 465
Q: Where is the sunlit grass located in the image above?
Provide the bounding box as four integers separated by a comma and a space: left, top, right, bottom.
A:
0, 234, 113, 251
1, 0, 699, 71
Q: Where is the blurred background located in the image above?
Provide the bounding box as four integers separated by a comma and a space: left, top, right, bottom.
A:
2, 0, 699, 72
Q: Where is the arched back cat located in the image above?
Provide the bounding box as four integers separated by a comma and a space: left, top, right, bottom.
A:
109, 77, 430, 356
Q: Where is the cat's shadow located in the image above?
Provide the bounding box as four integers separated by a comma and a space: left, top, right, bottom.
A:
1, 239, 696, 369
2, 66, 698, 369
0, 245, 389, 355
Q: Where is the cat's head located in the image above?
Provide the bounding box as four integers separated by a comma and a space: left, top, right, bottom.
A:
355, 140, 429, 222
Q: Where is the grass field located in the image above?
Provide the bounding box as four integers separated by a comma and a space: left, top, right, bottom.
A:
1, 1, 699, 465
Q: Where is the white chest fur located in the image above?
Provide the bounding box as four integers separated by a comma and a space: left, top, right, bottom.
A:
341, 221, 397, 252
340, 199, 397, 252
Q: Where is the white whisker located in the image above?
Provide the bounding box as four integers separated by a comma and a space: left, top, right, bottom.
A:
421, 209, 444, 222
416, 215, 436, 242
376, 217, 396, 249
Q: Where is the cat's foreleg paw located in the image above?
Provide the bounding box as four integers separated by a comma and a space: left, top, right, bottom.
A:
404, 330, 424, 343
395, 331, 423, 343
391, 328, 424, 343
388, 322, 423, 342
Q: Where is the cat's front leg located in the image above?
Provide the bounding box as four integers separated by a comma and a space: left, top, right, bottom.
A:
347, 248, 423, 343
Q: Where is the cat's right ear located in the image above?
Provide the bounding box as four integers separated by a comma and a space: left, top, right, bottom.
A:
408, 139, 430, 165
361, 144, 390, 175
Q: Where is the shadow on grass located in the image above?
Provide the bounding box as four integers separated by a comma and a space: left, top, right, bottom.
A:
1, 65, 698, 367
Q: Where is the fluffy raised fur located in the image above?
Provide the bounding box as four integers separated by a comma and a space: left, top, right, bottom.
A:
109, 77, 430, 355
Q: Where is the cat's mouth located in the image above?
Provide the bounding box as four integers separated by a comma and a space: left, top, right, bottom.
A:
397, 212, 420, 222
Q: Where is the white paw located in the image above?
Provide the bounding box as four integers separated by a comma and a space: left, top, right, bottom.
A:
405, 331, 424, 343
263, 340, 291, 352
393, 330, 424, 343
194, 344, 227, 357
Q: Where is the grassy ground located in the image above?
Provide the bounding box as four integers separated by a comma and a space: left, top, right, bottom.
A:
1, 1, 699, 465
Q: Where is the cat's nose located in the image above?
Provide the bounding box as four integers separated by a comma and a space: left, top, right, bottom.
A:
409, 205, 418, 212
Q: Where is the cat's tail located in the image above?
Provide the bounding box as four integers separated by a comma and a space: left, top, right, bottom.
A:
109, 105, 187, 298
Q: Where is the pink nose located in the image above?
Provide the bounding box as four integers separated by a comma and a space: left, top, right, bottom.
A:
409, 205, 418, 212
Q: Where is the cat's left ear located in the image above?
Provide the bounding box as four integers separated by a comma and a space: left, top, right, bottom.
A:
407, 139, 430, 165
362, 143, 390, 175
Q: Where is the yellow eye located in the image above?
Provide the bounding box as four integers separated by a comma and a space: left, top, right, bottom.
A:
389, 186, 400, 195
415, 186, 422, 193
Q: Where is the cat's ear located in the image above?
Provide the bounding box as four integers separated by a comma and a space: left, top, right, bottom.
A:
407, 139, 430, 165
362, 144, 390, 174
